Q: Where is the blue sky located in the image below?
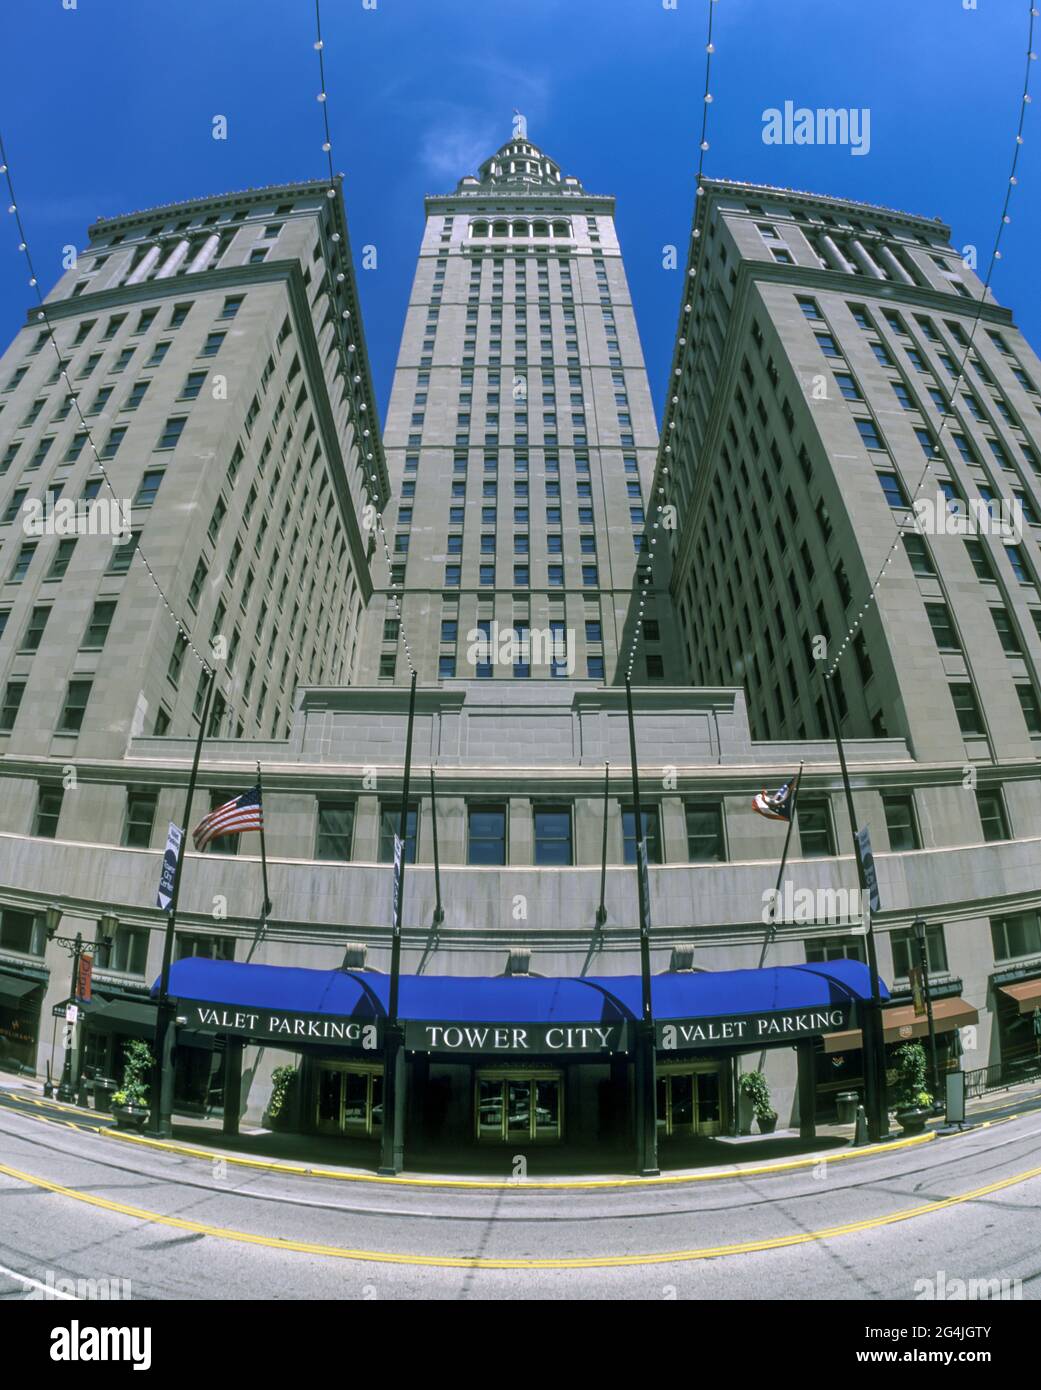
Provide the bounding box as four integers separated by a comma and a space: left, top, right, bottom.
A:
0, 0, 1037, 420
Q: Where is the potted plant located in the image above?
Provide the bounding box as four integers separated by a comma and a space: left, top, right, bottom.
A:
110, 1039, 154, 1131
892, 1041, 933, 1134
263, 1065, 298, 1131
739, 1069, 779, 1134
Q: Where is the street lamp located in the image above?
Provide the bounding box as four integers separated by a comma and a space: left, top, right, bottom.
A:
912, 916, 942, 1112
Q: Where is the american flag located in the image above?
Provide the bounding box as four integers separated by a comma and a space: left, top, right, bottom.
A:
193, 785, 263, 851
752, 772, 800, 823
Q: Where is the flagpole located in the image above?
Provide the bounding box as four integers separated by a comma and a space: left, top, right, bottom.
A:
624, 680, 658, 1177
757, 761, 804, 969
429, 766, 444, 929
822, 671, 887, 1144
256, 760, 272, 920
380, 670, 417, 1175
149, 665, 215, 1137
595, 760, 610, 930
244, 762, 273, 965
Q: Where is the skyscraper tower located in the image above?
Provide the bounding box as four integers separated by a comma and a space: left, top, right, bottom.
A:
362, 132, 682, 685
0, 179, 383, 766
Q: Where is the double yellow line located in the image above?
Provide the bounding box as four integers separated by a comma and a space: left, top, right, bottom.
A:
2, 1158, 1039, 1269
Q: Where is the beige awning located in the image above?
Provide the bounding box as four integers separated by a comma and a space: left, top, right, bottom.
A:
999, 978, 1041, 1015
823, 996, 979, 1054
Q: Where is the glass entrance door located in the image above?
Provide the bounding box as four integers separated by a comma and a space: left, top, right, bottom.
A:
476, 1073, 562, 1142
315, 1063, 383, 1137
656, 1067, 724, 1137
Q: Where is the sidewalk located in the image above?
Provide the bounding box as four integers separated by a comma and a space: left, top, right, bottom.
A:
3, 1066, 1040, 1184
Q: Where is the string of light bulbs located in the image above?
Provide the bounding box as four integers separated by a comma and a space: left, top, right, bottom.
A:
0, 129, 214, 676
312, 0, 417, 680
623, 0, 718, 684
823, 1, 1037, 679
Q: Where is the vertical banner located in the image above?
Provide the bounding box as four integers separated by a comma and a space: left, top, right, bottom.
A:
854, 826, 881, 913
156, 822, 183, 911
76, 954, 93, 1003
392, 832, 403, 927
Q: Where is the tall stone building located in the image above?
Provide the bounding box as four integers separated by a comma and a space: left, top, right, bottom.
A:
360, 134, 681, 685
660, 177, 1041, 765
0, 157, 1039, 1169
0, 178, 384, 769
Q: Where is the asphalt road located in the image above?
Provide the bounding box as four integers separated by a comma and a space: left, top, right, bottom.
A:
0, 1100, 1039, 1300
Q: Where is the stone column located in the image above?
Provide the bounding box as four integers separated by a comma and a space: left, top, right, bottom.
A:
849, 238, 885, 279
875, 242, 916, 286
188, 233, 221, 274
154, 239, 191, 280
124, 245, 162, 285
818, 234, 854, 274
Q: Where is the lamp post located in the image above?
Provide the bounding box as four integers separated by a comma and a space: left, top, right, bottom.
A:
45, 907, 87, 1104
912, 916, 942, 1111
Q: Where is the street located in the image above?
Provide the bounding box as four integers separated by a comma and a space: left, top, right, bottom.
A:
0, 1097, 1038, 1300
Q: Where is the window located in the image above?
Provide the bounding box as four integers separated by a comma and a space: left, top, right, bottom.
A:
82, 599, 117, 649
891, 925, 948, 979
219, 295, 244, 320
878, 472, 909, 508
534, 805, 573, 866
34, 786, 64, 838
156, 416, 186, 450
175, 934, 235, 961
180, 370, 207, 400
925, 602, 960, 652
468, 803, 507, 865
950, 682, 984, 735
0, 680, 25, 732
991, 911, 1041, 961
685, 801, 726, 862
439, 654, 456, 679
805, 936, 865, 963
107, 925, 149, 975
622, 805, 662, 865
587, 654, 605, 679
855, 418, 884, 451
58, 679, 91, 732
315, 802, 354, 861
380, 800, 416, 861
1016, 682, 1041, 733
133, 471, 163, 508
797, 798, 835, 857
200, 331, 226, 357
122, 790, 158, 848
991, 608, 1022, 655
0, 908, 45, 957
378, 653, 396, 679
976, 788, 1010, 842
20, 605, 50, 653
881, 793, 920, 851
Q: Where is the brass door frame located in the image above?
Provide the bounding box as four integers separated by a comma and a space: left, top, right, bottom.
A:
314, 1060, 384, 1137
474, 1069, 564, 1143
656, 1063, 727, 1137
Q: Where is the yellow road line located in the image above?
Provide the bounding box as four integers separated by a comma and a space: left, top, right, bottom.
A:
100, 1125, 933, 1189
1, 1158, 1039, 1269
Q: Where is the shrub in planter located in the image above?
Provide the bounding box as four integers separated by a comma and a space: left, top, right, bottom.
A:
111, 1039, 153, 1130
892, 1042, 933, 1132
739, 1069, 779, 1134
264, 1065, 298, 1130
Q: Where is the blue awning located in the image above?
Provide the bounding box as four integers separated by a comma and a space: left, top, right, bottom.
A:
156, 957, 884, 1028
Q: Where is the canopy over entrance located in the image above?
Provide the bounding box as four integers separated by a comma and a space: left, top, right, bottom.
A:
154, 957, 884, 1055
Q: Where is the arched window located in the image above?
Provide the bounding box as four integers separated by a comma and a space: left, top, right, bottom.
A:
533, 221, 549, 238
552, 221, 570, 238
512, 221, 529, 238
471, 221, 489, 238
492, 221, 509, 238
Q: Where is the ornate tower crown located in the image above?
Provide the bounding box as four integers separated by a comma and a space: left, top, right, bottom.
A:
454, 136, 583, 194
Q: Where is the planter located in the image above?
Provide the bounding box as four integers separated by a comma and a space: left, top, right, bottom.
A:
756, 1113, 778, 1135
894, 1106, 930, 1135
111, 1103, 149, 1132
